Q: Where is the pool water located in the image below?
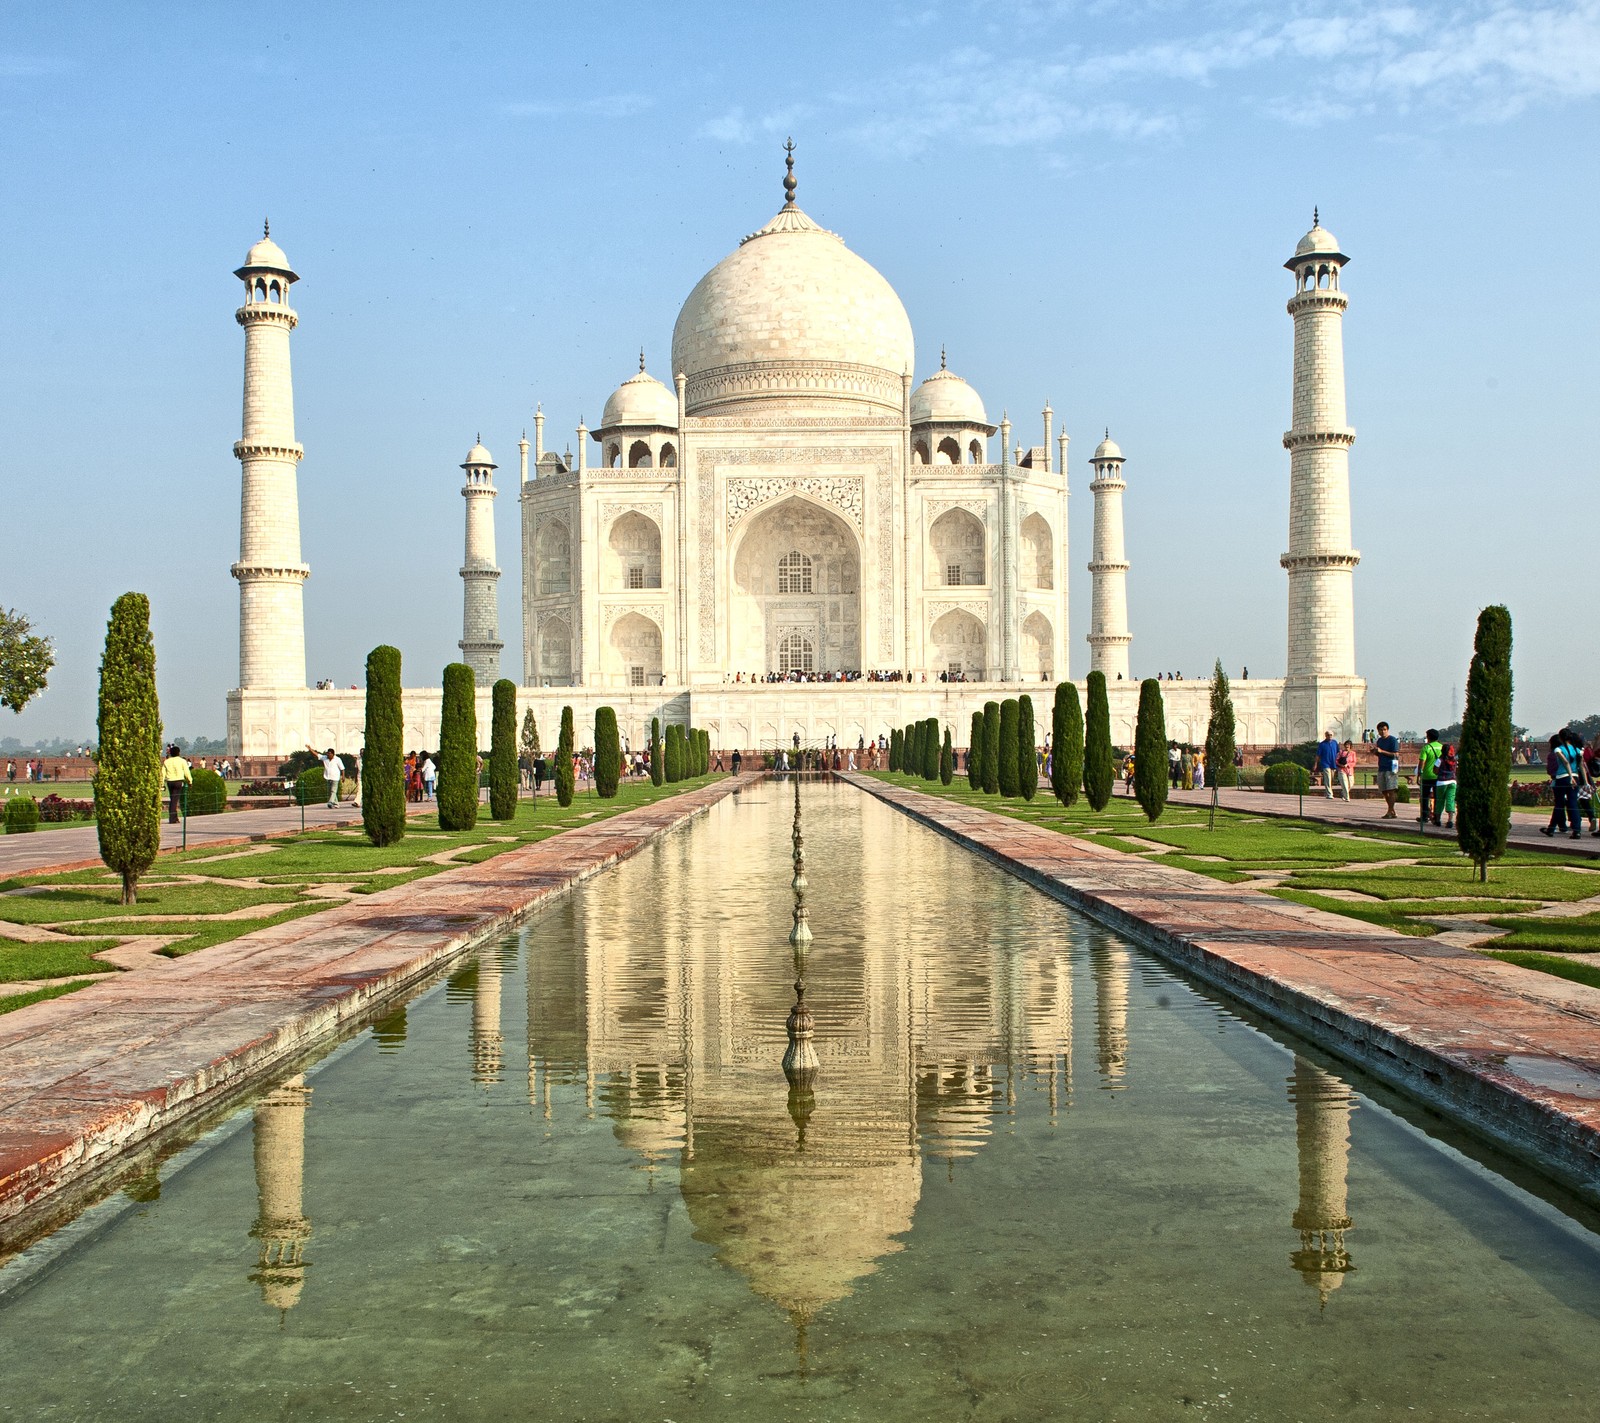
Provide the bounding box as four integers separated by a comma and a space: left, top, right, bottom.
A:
1, 782, 1597, 1421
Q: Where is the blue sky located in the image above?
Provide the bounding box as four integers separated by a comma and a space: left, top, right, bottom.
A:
3, 0, 1597, 743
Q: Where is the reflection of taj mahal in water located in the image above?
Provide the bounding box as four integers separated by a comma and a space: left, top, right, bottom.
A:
226, 149, 1366, 757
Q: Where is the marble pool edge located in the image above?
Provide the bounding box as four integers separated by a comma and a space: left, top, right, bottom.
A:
0, 774, 761, 1245
847, 773, 1600, 1207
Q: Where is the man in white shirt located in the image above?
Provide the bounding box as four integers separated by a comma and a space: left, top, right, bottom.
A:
309, 745, 344, 809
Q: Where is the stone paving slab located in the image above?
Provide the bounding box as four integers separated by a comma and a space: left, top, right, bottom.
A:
0, 775, 756, 1244
848, 774, 1600, 1203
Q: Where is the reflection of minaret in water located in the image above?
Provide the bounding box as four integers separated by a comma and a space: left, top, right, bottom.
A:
472, 945, 505, 1086
1288, 1058, 1356, 1305
1092, 941, 1131, 1085
249, 1074, 312, 1314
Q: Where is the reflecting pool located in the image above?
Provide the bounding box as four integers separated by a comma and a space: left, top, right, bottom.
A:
2, 782, 1598, 1420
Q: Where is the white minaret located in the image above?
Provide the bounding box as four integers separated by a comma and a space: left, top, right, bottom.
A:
232, 223, 308, 690
458, 437, 502, 683
1086, 433, 1131, 680
1282, 212, 1359, 683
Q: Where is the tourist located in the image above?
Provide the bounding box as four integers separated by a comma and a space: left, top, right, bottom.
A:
1543, 731, 1586, 841
1315, 731, 1340, 799
1180, 746, 1193, 790
1167, 741, 1181, 788
1584, 737, 1600, 836
1371, 721, 1400, 819
161, 743, 192, 824
1543, 734, 1569, 836
731, 748, 742, 776
1434, 743, 1457, 828
1335, 740, 1356, 802
310, 745, 345, 809
1122, 752, 1136, 794
1416, 730, 1442, 829
421, 752, 437, 800
4, 761, 12, 782
1193, 750, 1205, 790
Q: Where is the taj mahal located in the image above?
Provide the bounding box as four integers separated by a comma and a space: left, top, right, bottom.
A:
225, 150, 1365, 759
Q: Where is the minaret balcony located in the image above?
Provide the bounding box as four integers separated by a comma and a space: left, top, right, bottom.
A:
1286, 290, 1349, 317
231, 561, 310, 583
1282, 428, 1355, 451
236, 304, 299, 330
1280, 551, 1361, 571
234, 440, 304, 462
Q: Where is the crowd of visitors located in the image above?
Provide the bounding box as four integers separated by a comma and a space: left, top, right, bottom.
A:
1542, 728, 1598, 840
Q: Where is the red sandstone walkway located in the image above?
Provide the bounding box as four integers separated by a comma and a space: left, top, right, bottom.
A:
0, 775, 757, 1244
1163, 783, 1600, 858
849, 774, 1600, 1202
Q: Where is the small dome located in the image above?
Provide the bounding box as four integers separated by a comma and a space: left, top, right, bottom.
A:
1295, 222, 1342, 258
238, 230, 296, 280
1093, 434, 1123, 461
600, 367, 679, 429
911, 367, 989, 428
462, 440, 495, 468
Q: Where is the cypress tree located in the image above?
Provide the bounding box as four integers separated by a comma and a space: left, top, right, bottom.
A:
998, 699, 1021, 797
1134, 677, 1169, 822
921, 717, 940, 780
555, 705, 576, 806
664, 724, 681, 783
594, 706, 621, 798
489, 679, 519, 819
1205, 659, 1239, 788
1083, 671, 1114, 811
967, 711, 984, 790
1458, 605, 1514, 882
94, 592, 161, 904
889, 727, 901, 772
700, 729, 710, 776
940, 726, 954, 786
1051, 681, 1083, 807
650, 716, 664, 786
904, 722, 917, 776
437, 663, 479, 831
981, 701, 1001, 794
1018, 695, 1039, 801
361, 645, 406, 845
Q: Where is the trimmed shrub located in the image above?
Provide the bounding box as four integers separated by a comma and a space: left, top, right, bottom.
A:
1263, 762, 1311, 794
697, 728, 709, 777
889, 727, 902, 773
362, 645, 405, 845
1205, 660, 1238, 788
1133, 678, 1169, 822
967, 712, 984, 790
296, 766, 329, 804
998, 699, 1021, 798
1018, 696, 1038, 801
437, 663, 479, 831
490, 679, 519, 818
1051, 682, 1083, 807
1083, 671, 1114, 811
904, 722, 917, 777
555, 706, 576, 806
1262, 741, 1319, 772
650, 717, 664, 786
277, 748, 321, 780
940, 727, 954, 786
921, 718, 939, 780
94, 592, 162, 904
664, 724, 681, 783
187, 766, 227, 816
594, 706, 621, 798
4, 797, 39, 833
981, 702, 1000, 794
1459, 605, 1513, 882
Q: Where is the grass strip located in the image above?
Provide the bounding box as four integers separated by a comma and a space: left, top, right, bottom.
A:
1285, 865, 1600, 903
1482, 950, 1600, 991
1266, 889, 1441, 937
1476, 911, 1600, 956
0, 934, 124, 982
0, 980, 94, 1014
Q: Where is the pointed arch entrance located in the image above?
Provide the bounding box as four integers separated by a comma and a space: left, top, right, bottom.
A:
730, 497, 861, 674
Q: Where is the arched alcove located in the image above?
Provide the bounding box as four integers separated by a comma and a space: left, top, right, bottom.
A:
604, 512, 662, 591
536, 520, 571, 595
928, 508, 985, 587
935, 436, 961, 465
539, 616, 573, 684
607, 612, 662, 686
929, 609, 986, 679
1021, 611, 1053, 680
628, 439, 653, 468
1019, 513, 1053, 591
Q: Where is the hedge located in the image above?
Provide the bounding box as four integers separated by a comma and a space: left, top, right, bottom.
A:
4, 797, 40, 833
187, 766, 227, 816
1263, 762, 1311, 794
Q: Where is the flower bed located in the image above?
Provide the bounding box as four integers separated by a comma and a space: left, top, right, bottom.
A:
238, 779, 289, 797
1510, 780, 1554, 808
36, 794, 94, 822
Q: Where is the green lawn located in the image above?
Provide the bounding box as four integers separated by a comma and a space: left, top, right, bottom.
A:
0, 980, 93, 1015
0, 776, 721, 986
866, 771, 1600, 991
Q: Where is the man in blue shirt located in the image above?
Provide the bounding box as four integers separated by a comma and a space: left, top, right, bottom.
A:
1315, 731, 1341, 799
1371, 720, 1401, 819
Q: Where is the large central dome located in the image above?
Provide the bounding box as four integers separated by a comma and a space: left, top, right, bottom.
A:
670, 202, 914, 418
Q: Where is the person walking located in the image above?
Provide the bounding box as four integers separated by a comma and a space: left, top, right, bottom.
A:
1583, 737, 1600, 836
1416, 730, 1443, 829
1544, 731, 1586, 841
1543, 734, 1569, 836
310, 746, 345, 809
161, 743, 192, 825
1371, 721, 1400, 818
1335, 740, 1356, 803
1167, 742, 1181, 788
421, 752, 437, 801
1434, 742, 1458, 829
1315, 731, 1340, 799
730, 748, 743, 776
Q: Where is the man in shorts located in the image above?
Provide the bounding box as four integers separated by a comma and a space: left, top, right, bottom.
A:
1371, 721, 1400, 819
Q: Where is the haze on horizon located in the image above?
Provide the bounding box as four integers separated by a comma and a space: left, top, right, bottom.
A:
3, 1, 1596, 745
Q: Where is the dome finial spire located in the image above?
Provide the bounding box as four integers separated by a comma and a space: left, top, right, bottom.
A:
940, 344, 947, 370
1313, 205, 1319, 228
639, 347, 646, 372
782, 137, 797, 208
263, 217, 270, 238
